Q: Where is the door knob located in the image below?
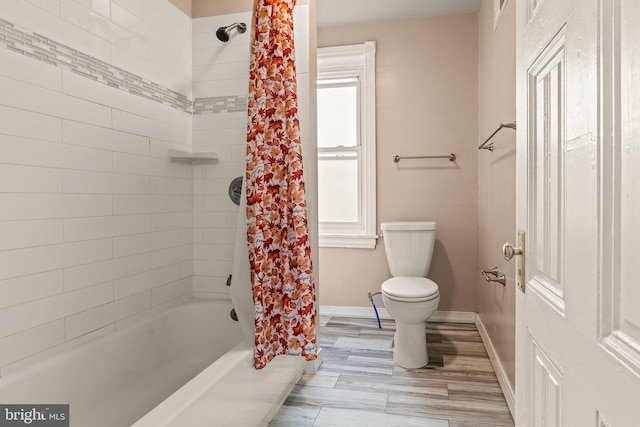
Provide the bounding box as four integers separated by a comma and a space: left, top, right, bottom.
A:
503, 230, 525, 292
502, 242, 523, 261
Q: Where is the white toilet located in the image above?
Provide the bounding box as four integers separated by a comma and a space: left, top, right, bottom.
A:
381, 221, 440, 369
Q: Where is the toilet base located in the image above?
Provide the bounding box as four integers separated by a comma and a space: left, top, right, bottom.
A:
392, 323, 428, 369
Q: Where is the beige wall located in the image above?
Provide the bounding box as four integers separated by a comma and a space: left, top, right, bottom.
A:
477, 0, 516, 388
169, 0, 192, 16
318, 14, 479, 312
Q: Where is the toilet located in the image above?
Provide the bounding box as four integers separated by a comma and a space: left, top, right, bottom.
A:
381, 221, 440, 369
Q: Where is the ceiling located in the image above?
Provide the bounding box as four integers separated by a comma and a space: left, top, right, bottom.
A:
316, 0, 482, 28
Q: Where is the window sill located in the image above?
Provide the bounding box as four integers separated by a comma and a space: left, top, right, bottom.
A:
319, 234, 378, 249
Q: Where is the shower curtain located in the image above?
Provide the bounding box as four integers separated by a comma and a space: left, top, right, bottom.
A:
245, 0, 317, 369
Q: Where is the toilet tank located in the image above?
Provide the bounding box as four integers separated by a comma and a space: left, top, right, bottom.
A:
381, 222, 436, 277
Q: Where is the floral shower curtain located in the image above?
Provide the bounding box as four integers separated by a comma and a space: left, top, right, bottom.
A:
245, 0, 317, 369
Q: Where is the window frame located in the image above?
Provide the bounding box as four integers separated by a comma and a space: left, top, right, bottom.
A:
317, 42, 377, 249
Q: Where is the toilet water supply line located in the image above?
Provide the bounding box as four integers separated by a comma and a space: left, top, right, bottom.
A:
367, 292, 382, 329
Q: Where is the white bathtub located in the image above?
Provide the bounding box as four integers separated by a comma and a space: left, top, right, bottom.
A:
0, 298, 303, 427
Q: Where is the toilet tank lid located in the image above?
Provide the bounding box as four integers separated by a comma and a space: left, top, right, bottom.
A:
381, 221, 436, 231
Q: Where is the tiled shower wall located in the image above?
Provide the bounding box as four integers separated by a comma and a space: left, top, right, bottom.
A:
191, 12, 252, 298
0, 0, 193, 375
190, 8, 314, 300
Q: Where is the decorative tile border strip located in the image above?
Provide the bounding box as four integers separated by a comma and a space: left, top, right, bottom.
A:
193, 95, 247, 115
0, 18, 193, 113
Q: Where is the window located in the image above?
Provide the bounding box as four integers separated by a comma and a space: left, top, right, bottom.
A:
317, 42, 376, 248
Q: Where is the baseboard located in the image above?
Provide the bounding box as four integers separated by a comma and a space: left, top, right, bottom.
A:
475, 314, 516, 418
319, 305, 476, 324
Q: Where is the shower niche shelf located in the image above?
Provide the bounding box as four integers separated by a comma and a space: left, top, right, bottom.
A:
168, 149, 219, 163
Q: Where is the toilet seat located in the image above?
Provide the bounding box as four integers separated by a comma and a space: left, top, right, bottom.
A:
381, 277, 439, 303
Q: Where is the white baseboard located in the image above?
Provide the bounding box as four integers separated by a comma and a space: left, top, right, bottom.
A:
319, 305, 476, 324
475, 314, 515, 418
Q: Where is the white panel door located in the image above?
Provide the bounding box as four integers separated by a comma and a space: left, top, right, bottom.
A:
516, 0, 640, 425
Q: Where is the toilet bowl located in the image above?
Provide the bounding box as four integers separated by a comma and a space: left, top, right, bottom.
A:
380, 222, 440, 369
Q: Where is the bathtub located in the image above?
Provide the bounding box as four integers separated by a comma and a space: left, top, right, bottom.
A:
0, 298, 304, 427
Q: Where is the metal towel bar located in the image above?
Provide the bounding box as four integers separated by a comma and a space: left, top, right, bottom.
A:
393, 153, 456, 162
478, 121, 516, 151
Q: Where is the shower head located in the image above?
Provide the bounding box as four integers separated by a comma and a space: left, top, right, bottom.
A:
216, 22, 247, 42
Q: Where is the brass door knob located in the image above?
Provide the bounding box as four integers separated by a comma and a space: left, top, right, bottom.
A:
503, 242, 523, 261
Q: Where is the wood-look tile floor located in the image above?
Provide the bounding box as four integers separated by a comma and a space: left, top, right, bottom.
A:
269, 316, 514, 427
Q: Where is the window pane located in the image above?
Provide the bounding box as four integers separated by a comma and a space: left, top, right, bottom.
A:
318, 157, 358, 223
317, 84, 358, 148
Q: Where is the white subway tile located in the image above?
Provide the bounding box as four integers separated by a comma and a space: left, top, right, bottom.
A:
65, 291, 151, 340
0, 134, 113, 171
24, 0, 61, 15
61, 71, 190, 127
61, 0, 132, 45
110, 2, 149, 43
202, 195, 237, 212
0, 238, 112, 281
151, 212, 192, 231
62, 120, 150, 155
113, 229, 181, 257
0, 281, 113, 338
194, 244, 234, 261
193, 44, 250, 66
193, 276, 229, 295
193, 178, 228, 196
192, 63, 232, 83
151, 277, 191, 306
193, 14, 251, 35
0, 270, 64, 310
0, 194, 112, 221
0, 49, 62, 91
148, 0, 191, 44
193, 211, 234, 228
63, 214, 151, 242
201, 227, 237, 245
192, 113, 235, 131
0, 164, 62, 193
113, 263, 181, 299
148, 139, 192, 159
111, 45, 189, 95
64, 253, 150, 291
0, 105, 62, 142
0, 75, 111, 128
195, 128, 246, 150
113, 109, 185, 143
63, 170, 149, 194
113, 194, 191, 215
200, 260, 233, 277
180, 260, 193, 278
0, 0, 112, 62
150, 244, 191, 269
0, 220, 64, 251
114, 293, 189, 330
71, 0, 110, 18
0, 320, 66, 368
112, 0, 149, 21
113, 152, 188, 178
149, 176, 192, 195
